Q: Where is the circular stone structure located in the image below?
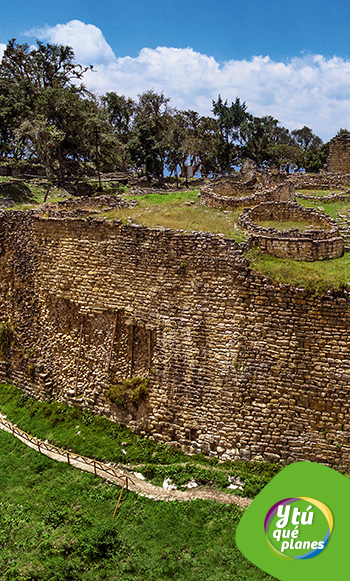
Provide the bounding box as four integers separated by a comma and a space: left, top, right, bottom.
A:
200, 178, 295, 210
239, 201, 344, 261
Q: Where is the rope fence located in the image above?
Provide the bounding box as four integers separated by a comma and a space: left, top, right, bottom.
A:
0, 415, 134, 488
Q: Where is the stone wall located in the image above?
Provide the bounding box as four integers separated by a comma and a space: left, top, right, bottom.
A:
292, 172, 350, 190
239, 202, 344, 261
327, 137, 350, 173
201, 180, 295, 210
2, 210, 350, 467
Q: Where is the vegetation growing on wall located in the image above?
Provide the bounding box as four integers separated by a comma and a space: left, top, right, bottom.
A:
107, 376, 150, 407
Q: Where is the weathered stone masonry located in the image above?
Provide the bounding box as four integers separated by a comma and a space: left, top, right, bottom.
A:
1, 210, 350, 467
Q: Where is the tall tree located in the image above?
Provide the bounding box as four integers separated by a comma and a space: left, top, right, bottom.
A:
102, 92, 135, 172
212, 95, 249, 172
129, 90, 172, 182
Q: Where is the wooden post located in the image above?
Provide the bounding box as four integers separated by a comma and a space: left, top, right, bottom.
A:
130, 325, 134, 378
75, 317, 84, 395
67, 452, 70, 465
94, 461, 97, 476
106, 313, 118, 371
113, 477, 127, 517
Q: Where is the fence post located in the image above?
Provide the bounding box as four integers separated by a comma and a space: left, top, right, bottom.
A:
67, 452, 70, 465
113, 477, 127, 518
94, 461, 97, 476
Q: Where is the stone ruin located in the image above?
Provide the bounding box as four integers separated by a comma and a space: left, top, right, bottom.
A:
239, 201, 343, 261
1, 170, 350, 467
201, 173, 345, 261
327, 135, 350, 173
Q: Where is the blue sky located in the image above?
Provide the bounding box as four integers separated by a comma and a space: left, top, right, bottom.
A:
1, 0, 350, 140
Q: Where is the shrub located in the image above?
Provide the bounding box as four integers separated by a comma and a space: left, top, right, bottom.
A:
107, 376, 150, 408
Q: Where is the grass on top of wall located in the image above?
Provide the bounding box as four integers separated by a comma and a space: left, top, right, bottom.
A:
98, 190, 247, 243
0, 383, 281, 499
248, 246, 350, 293
257, 219, 329, 232
0, 429, 277, 581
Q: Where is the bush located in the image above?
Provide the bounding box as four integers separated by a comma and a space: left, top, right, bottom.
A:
107, 376, 149, 408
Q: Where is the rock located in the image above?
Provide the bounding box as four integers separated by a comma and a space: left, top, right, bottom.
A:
163, 478, 177, 491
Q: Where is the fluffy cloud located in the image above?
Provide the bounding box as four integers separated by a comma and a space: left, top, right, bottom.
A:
0, 44, 6, 60
21, 20, 350, 140
26, 20, 116, 65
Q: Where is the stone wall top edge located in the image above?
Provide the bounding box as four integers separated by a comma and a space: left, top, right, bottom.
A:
0, 209, 238, 246
2, 209, 350, 302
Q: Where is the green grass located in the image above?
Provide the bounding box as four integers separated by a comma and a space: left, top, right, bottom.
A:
99, 190, 247, 242
0, 429, 276, 581
295, 188, 346, 196
248, 246, 350, 293
296, 197, 350, 220
257, 219, 329, 232
0, 383, 281, 499
7, 182, 71, 210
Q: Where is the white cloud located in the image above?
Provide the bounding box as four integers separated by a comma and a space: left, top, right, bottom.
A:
18, 20, 350, 140
0, 44, 6, 60
26, 20, 116, 65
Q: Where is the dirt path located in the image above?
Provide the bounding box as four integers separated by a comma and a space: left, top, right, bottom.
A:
0, 414, 251, 508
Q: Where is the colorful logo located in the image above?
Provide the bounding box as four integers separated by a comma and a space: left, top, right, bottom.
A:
265, 497, 333, 560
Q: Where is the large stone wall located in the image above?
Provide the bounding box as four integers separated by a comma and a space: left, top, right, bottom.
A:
1, 210, 350, 467
327, 137, 350, 173
292, 171, 350, 189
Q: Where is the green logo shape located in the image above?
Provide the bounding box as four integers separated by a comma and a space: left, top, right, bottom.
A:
236, 462, 349, 580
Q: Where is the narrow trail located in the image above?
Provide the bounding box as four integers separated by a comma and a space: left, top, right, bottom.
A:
0, 415, 251, 508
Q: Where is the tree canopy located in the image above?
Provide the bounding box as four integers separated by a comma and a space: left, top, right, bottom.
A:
0, 39, 330, 182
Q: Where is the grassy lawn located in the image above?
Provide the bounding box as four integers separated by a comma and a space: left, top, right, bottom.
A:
0, 428, 276, 581
257, 219, 329, 231
99, 190, 247, 242
0, 384, 281, 499
0, 178, 71, 209
296, 196, 350, 220
248, 246, 350, 292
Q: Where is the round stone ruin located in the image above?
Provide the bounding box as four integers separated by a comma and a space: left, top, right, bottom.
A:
239, 201, 344, 261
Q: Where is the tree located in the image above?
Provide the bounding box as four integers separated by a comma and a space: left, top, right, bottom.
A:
81, 97, 121, 189
212, 95, 249, 172
305, 142, 330, 172
129, 90, 173, 182
14, 116, 64, 200
0, 39, 97, 183
291, 126, 322, 152
102, 92, 135, 172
